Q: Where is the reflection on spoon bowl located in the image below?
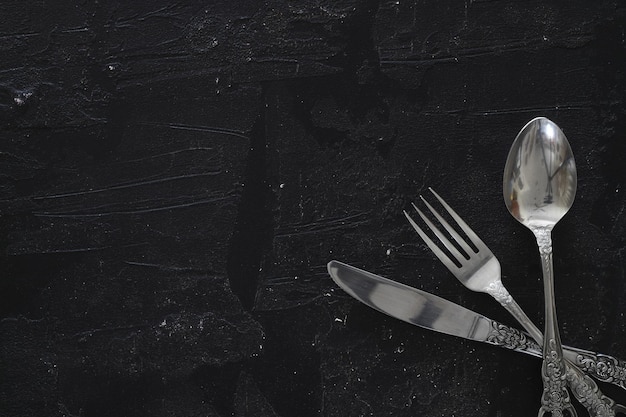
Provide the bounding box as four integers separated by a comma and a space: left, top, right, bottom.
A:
503, 117, 576, 229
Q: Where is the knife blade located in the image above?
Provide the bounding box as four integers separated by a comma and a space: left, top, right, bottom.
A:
327, 260, 626, 390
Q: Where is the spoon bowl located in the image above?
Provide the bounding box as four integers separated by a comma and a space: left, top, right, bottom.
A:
503, 117, 577, 229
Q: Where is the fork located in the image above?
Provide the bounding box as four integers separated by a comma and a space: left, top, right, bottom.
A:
404, 188, 625, 417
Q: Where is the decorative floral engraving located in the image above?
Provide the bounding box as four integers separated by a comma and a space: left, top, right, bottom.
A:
566, 369, 614, 417
485, 280, 513, 306
575, 353, 626, 389
533, 226, 553, 257
541, 338, 571, 416
487, 323, 617, 416
486, 321, 541, 352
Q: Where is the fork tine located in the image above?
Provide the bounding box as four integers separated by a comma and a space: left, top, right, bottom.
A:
403, 210, 460, 272
409, 203, 468, 266
428, 188, 488, 252
419, 195, 476, 256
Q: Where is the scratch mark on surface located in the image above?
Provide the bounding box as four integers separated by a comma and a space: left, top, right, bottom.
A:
117, 67, 234, 89
137, 121, 250, 139
0, 66, 27, 75
33, 194, 236, 218
105, 3, 187, 29
380, 34, 594, 66
275, 212, 371, 238
154, 35, 185, 48
0, 32, 40, 40
109, 147, 216, 165
423, 102, 594, 116
39, 195, 203, 214
611, 202, 626, 236
68, 324, 147, 340
33, 171, 222, 200
7, 242, 149, 256
10, 246, 113, 254
124, 261, 204, 272
472, 101, 595, 115
0, 316, 45, 324
60, 27, 90, 34
265, 275, 318, 286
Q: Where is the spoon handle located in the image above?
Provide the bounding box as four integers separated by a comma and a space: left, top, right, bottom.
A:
488, 288, 617, 415
534, 226, 577, 417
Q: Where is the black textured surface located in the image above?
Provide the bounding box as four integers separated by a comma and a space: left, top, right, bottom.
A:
2, 1, 626, 416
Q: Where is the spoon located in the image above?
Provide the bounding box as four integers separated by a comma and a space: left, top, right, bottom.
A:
503, 117, 577, 417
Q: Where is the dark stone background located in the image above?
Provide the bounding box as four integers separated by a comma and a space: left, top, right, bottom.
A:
1, 1, 626, 416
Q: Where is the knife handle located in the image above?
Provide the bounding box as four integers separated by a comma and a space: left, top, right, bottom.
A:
484, 319, 543, 355
563, 347, 626, 391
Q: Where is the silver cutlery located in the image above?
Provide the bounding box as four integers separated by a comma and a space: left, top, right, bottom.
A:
327, 260, 626, 416
503, 117, 578, 417
404, 188, 614, 416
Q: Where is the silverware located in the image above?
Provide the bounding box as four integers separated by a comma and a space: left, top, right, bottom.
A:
327, 260, 626, 416
503, 117, 578, 417
404, 188, 616, 416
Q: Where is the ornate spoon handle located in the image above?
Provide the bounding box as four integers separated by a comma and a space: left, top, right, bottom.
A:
534, 227, 576, 417
484, 321, 621, 416
485, 282, 616, 416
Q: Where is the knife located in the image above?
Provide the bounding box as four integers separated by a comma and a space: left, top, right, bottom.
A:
328, 260, 626, 390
